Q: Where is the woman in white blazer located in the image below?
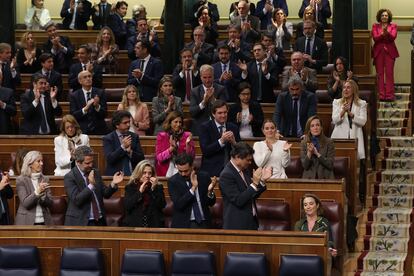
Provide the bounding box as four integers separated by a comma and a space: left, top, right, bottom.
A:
331, 80, 367, 160
54, 115, 89, 176
24, 0, 51, 30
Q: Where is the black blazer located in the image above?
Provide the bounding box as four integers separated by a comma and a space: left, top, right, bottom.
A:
212, 61, 242, 102
273, 90, 317, 137
0, 62, 21, 90
184, 41, 215, 66
0, 175, 13, 225
216, 40, 252, 63
219, 162, 266, 230
294, 36, 328, 73
68, 62, 103, 91
126, 32, 162, 60
16, 48, 42, 74
70, 87, 108, 135
0, 87, 17, 134
19, 90, 62, 135
102, 130, 145, 176
228, 101, 264, 137
109, 13, 127, 49
35, 70, 64, 101
167, 170, 216, 228
199, 120, 241, 177
92, 3, 112, 30
60, 0, 92, 30
171, 64, 202, 101
42, 36, 75, 74
123, 182, 166, 227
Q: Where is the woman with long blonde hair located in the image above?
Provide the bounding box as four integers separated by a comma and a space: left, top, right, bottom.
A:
91, 26, 119, 73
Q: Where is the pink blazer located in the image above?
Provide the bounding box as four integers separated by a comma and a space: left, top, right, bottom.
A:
155, 131, 195, 176
118, 103, 150, 136
371, 23, 399, 60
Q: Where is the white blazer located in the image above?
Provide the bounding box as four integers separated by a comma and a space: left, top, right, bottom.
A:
54, 134, 90, 176
253, 140, 290, 179
331, 98, 367, 159
25, 7, 51, 30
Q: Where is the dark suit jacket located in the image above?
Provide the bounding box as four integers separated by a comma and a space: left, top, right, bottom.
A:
255, 0, 288, 29
172, 65, 201, 101
123, 182, 166, 227
216, 40, 252, 63
126, 18, 138, 38
70, 87, 108, 135
199, 120, 241, 177
0, 175, 13, 225
231, 15, 261, 43
184, 41, 215, 66
192, 1, 220, 23
35, 70, 64, 101
102, 130, 145, 176
109, 13, 127, 49
228, 101, 264, 137
60, 0, 92, 30
273, 90, 317, 137
16, 48, 42, 74
0, 87, 17, 134
294, 36, 328, 72
167, 170, 216, 228
300, 137, 335, 179
242, 59, 279, 103
296, 21, 325, 40
42, 36, 75, 74
0, 62, 21, 90
64, 167, 118, 226
92, 2, 112, 30
126, 32, 161, 60
189, 83, 228, 135
298, 0, 332, 29
212, 61, 241, 102
219, 162, 266, 230
127, 56, 164, 102
20, 90, 62, 135
68, 62, 103, 90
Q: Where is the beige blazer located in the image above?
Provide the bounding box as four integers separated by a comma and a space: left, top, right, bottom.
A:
15, 175, 53, 225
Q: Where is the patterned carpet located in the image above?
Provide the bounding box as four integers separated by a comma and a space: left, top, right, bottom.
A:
356, 86, 413, 275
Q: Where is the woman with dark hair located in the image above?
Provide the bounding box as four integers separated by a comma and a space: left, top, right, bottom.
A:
295, 193, 337, 257
155, 111, 195, 177
91, 26, 119, 74
296, 5, 324, 39
117, 85, 150, 136
268, 8, 293, 50
300, 115, 335, 179
54, 114, 89, 176
228, 82, 264, 138
16, 32, 42, 74
15, 151, 53, 225
191, 5, 219, 46
123, 160, 166, 227
25, 0, 51, 30
372, 8, 399, 101
152, 76, 183, 135
327, 56, 358, 100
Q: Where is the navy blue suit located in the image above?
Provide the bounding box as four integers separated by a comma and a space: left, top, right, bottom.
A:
109, 13, 127, 49
36, 70, 64, 101
212, 61, 241, 102
70, 87, 108, 135
0, 175, 13, 225
294, 36, 328, 73
102, 130, 145, 176
92, 2, 112, 30
68, 63, 103, 91
126, 32, 161, 60
42, 36, 74, 74
127, 56, 164, 102
60, 0, 93, 30
255, 0, 288, 29
219, 161, 266, 230
0, 87, 16, 134
199, 120, 241, 177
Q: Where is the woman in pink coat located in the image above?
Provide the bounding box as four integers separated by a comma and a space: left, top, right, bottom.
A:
371, 8, 399, 101
155, 111, 195, 177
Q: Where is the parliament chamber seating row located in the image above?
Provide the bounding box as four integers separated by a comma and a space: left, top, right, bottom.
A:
0, 245, 324, 276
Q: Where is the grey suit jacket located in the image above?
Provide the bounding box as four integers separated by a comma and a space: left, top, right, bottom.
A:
15, 175, 53, 225
281, 66, 318, 93
300, 138, 335, 179
151, 96, 183, 135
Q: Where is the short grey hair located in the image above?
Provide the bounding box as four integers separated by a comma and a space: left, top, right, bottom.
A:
200, 64, 214, 75
287, 74, 304, 88
21, 151, 43, 177
74, 146, 94, 162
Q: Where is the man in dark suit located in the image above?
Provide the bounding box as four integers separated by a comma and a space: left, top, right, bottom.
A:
61, 0, 93, 30
167, 153, 217, 228
0, 43, 21, 90
185, 26, 215, 66
273, 74, 317, 137
189, 64, 228, 135
70, 70, 109, 135
294, 20, 328, 73
219, 142, 271, 230
261, 32, 286, 74
0, 71, 16, 134
108, 1, 128, 50
64, 146, 123, 226
68, 44, 103, 91
126, 5, 147, 37
231, 0, 261, 44
199, 100, 241, 177
92, 0, 112, 30
20, 74, 62, 135
192, 0, 220, 24
216, 24, 252, 63
127, 40, 164, 102
102, 110, 145, 176
36, 53, 64, 101
212, 44, 241, 102
43, 22, 75, 74
255, 0, 288, 29
239, 42, 279, 103
172, 48, 201, 102
126, 17, 161, 59
298, 0, 331, 29
0, 172, 13, 225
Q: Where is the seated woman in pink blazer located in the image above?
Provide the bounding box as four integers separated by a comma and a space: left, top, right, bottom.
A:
371, 8, 399, 101
155, 111, 195, 177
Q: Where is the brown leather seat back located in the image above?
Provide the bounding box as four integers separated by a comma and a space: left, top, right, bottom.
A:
50, 196, 67, 225
257, 199, 291, 231
104, 197, 124, 226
